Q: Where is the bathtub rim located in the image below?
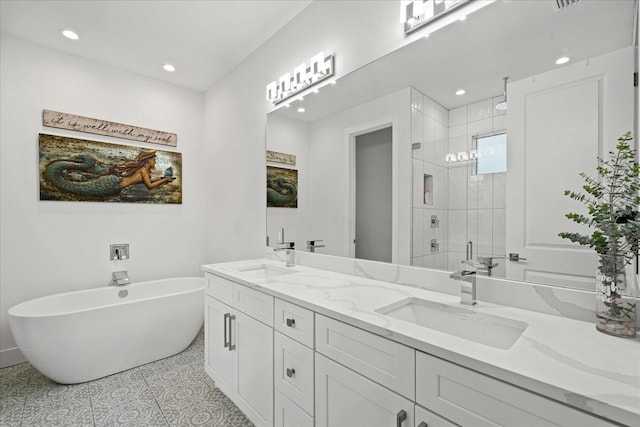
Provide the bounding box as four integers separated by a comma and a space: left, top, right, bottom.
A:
8, 276, 204, 319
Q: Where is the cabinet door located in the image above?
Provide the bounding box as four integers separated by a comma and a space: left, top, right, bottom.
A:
204, 295, 233, 394
315, 353, 414, 427
232, 310, 274, 427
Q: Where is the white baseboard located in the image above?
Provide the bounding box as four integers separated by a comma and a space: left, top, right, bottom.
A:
0, 347, 27, 368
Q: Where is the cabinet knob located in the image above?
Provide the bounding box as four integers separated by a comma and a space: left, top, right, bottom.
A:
396, 409, 407, 427
286, 368, 296, 378
286, 318, 296, 327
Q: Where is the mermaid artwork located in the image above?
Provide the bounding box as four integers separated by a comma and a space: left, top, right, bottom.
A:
43, 150, 176, 200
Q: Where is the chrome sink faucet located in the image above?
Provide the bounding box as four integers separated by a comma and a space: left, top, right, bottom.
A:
450, 270, 477, 306
111, 271, 130, 286
275, 242, 295, 267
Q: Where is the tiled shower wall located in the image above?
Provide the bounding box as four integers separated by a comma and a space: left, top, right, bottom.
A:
411, 88, 508, 276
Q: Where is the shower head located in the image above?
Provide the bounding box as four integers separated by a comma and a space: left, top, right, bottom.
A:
495, 77, 509, 110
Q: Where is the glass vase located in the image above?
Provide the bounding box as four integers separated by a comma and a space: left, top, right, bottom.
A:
595, 254, 638, 337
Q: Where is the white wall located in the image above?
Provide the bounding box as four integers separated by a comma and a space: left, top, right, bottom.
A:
0, 36, 205, 366
203, 0, 425, 266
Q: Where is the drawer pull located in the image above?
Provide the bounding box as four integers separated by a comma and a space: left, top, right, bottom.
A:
286, 318, 296, 327
286, 368, 296, 378
396, 409, 407, 427
223, 313, 230, 348
228, 314, 236, 351
417, 423, 428, 427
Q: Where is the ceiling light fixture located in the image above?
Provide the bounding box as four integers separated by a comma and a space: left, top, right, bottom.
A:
555, 56, 570, 65
61, 30, 79, 40
297, 108, 305, 113
456, 89, 466, 96
162, 64, 176, 72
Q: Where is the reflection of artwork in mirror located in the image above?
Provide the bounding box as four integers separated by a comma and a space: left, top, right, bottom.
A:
39, 134, 182, 204
267, 166, 298, 208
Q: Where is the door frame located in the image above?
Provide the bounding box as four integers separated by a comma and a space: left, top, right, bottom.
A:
344, 115, 399, 262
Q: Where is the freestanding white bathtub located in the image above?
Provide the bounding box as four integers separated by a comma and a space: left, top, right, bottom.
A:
8, 277, 204, 384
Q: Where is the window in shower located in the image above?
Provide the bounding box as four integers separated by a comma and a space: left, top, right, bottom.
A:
474, 132, 507, 175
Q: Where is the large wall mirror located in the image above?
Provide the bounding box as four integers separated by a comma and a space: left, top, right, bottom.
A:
266, 0, 637, 291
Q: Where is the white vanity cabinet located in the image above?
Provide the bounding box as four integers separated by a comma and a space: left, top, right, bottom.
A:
204, 273, 274, 427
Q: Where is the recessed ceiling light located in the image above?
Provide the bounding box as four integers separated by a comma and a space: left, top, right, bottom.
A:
424, 33, 430, 39
284, 103, 291, 108
297, 108, 305, 113
555, 56, 570, 65
458, 15, 467, 21
162, 64, 176, 72
456, 89, 466, 96
61, 30, 79, 40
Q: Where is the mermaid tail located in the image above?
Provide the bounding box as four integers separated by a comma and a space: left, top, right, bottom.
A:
44, 154, 123, 197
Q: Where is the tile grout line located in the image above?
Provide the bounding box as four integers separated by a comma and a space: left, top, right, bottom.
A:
86, 380, 97, 427
140, 368, 172, 427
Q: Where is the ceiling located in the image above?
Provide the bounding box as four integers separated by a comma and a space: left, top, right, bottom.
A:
272, 0, 636, 122
0, 0, 312, 92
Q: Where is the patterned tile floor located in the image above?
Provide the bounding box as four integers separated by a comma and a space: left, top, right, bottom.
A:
0, 328, 254, 427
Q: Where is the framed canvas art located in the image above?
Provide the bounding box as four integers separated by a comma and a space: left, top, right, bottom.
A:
39, 134, 182, 204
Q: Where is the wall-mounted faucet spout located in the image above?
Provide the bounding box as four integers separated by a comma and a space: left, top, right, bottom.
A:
111, 271, 130, 286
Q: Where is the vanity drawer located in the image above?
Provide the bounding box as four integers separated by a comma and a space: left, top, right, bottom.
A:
414, 404, 459, 427
232, 282, 274, 326
416, 352, 618, 427
204, 273, 233, 306
275, 298, 314, 348
275, 390, 314, 427
315, 314, 415, 400
274, 332, 314, 415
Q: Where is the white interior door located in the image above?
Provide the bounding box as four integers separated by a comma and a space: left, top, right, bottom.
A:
506, 47, 635, 289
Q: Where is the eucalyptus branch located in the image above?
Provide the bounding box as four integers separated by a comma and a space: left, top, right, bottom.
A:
559, 132, 638, 262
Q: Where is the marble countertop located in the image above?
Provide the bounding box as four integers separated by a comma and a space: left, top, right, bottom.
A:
202, 258, 640, 426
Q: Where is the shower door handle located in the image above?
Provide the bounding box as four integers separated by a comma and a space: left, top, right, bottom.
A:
223, 313, 230, 348
228, 314, 236, 351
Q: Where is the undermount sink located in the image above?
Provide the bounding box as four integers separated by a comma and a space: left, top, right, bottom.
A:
375, 298, 528, 350
233, 264, 297, 279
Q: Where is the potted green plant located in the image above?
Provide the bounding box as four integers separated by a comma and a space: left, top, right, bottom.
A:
559, 131, 639, 337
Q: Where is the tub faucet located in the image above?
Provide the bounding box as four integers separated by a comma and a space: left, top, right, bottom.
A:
274, 242, 295, 267
111, 271, 130, 286
450, 270, 476, 306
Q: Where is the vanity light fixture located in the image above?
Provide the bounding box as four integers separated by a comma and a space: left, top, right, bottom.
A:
401, 0, 494, 35
61, 29, 79, 40
555, 56, 570, 65
456, 89, 466, 96
162, 64, 176, 72
266, 52, 335, 105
